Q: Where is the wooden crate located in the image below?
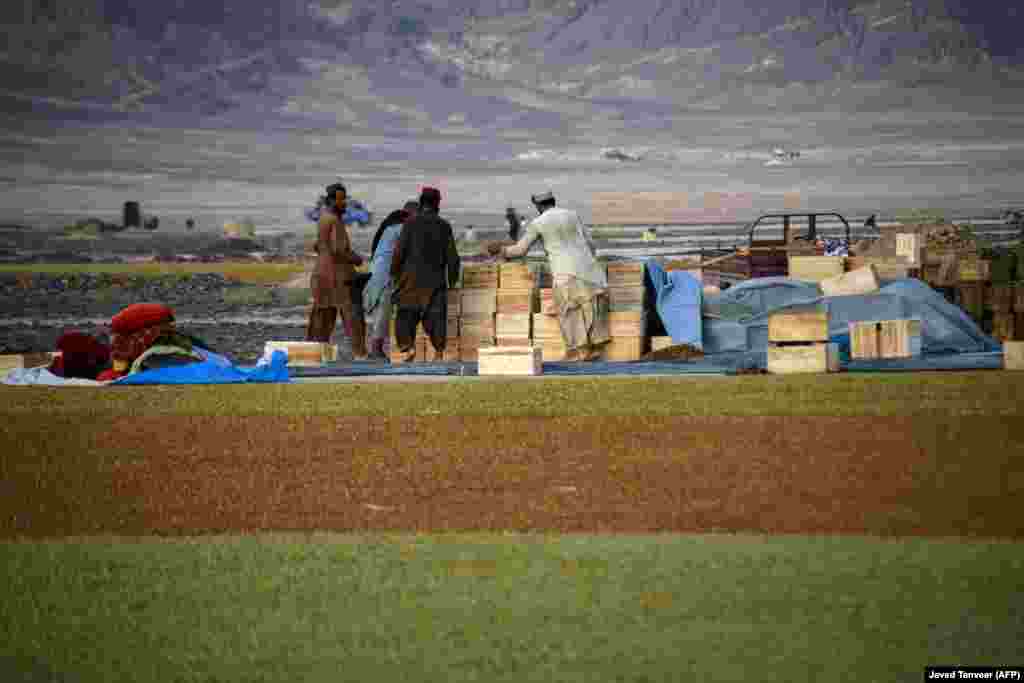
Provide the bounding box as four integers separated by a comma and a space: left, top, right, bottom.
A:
1015, 283, 1024, 313
445, 316, 460, 339
879, 319, 922, 358
461, 264, 500, 289
986, 284, 1015, 312
768, 311, 829, 343
442, 341, 461, 362
820, 265, 880, 297
495, 313, 532, 339
894, 233, 924, 267
1004, 341, 1024, 370
446, 289, 462, 316
263, 341, 336, 366
478, 345, 543, 376
849, 322, 880, 360
958, 258, 991, 283
0, 352, 57, 372
459, 346, 479, 363
539, 341, 567, 362
606, 261, 644, 287
498, 263, 535, 291
788, 256, 845, 282
956, 283, 985, 320
608, 286, 646, 309
992, 313, 1016, 342
496, 289, 538, 315
651, 336, 674, 352
461, 314, 496, 342
539, 288, 557, 315
608, 311, 645, 337
767, 343, 840, 374
461, 289, 497, 316
601, 336, 647, 361
531, 313, 562, 340
496, 336, 532, 347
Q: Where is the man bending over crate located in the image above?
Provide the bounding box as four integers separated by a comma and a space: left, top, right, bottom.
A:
487, 191, 610, 361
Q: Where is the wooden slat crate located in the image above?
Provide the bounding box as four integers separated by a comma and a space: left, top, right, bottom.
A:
498, 263, 535, 291
446, 289, 462, 317
651, 336, 674, 352
442, 341, 461, 362
460, 346, 479, 363
606, 261, 644, 287
531, 313, 562, 340
958, 258, 991, 283
496, 289, 539, 315
539, 341, 567, 362
461, 314, 496, 342
788, 256, 845, 282
608, 286, 646, 308
879, 319, 922, 358
461, 264, 500, 289
446, 316, 460, 339
461, 289, 497, 316
986, 284, 1015, 312
601, 336, 647, 361
895, 233, 924, 267
478, 345, 543, 376
849, 322, 880, 360
992, 313, 1016, 342
494, 313, 532, 339
820, 265, 880, 297
768, 311, 829, 343
608, 311, 645, 337
956, 283, 985, 320
263, 341, 337, 366
767, 343, 840, 374
1003, 341, 1024, 370
1015, 283, 1024, 313
496, 336, 532, 347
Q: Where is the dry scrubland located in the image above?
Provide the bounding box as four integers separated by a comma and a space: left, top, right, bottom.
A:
1, 362, 1023, 682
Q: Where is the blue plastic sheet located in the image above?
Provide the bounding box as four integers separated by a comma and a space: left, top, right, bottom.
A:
643, 259, 703, 349
111, 350, 290, 385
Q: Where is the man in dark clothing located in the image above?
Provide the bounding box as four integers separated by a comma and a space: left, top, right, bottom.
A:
390, 187, 460, 362
371, 200, 420, 259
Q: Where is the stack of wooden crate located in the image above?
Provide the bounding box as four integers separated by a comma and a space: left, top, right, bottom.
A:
848, 320, 922, 359
766, 310, 839, 374
956, 257, 989, 324
459, 264, 500, 362
264, 341, 337, 367
443, 289, 462, 361
603, 260, 649, 361
531, 309, 565, 361
495, 262, 537, 347
987, 284, 1015, 341
788, 256, 845, 283
478, 344, 543, 376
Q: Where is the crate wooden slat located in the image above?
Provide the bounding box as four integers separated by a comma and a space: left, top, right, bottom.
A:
651, 336, 674, 352
263, 341, 336, 366
895, 233, 924, 267
446, 289, 462, 316
1003, 341, 1024, 370
767, 343, 840, 374
820, 265, 880, 297
0, 352, 58, 372
788, 256, 845, 282
442, 341, 461, 362
496, 336, 532, 347
1015, 283, 1024, 313
461, 289, 497, 316
539, 341, 567, 362
958, 258, 991, 283
446, 316, 460, 339
459, 346, 479, 363
986, 284, 1015, 312
849, 322, 880, 360
608, 286, 646, 307
494, 313, 532, 339
879, 319, 922, 358
601, 336, 646, 361
608, 311, 645, 337
496, 289, 538, 315
461, 264, 500, 289
539, 288, 557, 315
461, 314, 496, 341
606, 261, 644, 287
498, 263, 535, 291
768, 311, 829, 343
992, 313, 1016, 342
478, 345, 543, 375
531, 313, 562, 340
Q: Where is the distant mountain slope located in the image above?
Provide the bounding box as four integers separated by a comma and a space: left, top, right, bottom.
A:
0, 0, 1020, 131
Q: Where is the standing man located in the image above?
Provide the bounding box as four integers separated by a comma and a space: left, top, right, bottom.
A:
390, 187, 460, 362
487, 191, 610, 361
364, 200, 419, 359
306, 182, 368, 359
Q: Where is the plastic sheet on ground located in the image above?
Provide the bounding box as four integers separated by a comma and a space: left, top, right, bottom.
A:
110, 350, 290, 385
3, 367, 108, 386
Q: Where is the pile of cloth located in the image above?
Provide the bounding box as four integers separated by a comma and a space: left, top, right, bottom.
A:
96, 303, 205, 382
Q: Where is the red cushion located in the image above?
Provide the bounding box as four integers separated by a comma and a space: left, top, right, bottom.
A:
56, 331, 109, 357
110, 304, 174, 335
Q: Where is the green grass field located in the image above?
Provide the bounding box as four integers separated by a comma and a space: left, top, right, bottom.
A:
1, 373, 1022, 682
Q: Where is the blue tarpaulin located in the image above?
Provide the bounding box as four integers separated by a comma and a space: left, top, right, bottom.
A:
643, 259, 703, 349
110, 350, 290, 385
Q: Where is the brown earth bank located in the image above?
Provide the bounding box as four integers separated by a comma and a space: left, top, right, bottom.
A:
2, 416, 1022, 539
